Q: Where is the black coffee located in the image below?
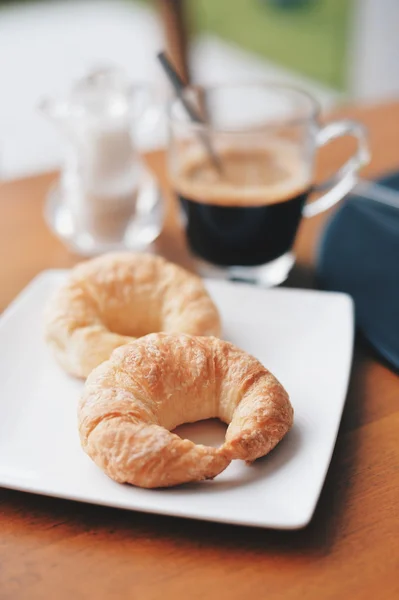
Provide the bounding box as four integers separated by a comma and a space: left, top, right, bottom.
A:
174, 147, 309, 267
178, 190, 308, 266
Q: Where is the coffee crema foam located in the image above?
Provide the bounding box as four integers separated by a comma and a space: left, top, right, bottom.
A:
173, 139, 310, 207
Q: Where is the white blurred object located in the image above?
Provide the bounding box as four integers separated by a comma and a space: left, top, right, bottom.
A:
0, 0, 164, 179
41, 66, 164, 256
350, 0, 399, 101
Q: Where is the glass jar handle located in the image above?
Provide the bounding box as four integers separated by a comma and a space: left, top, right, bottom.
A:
303, 119, 370, 218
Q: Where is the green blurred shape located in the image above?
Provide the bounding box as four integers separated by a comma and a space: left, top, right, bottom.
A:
187, 0, 350, 90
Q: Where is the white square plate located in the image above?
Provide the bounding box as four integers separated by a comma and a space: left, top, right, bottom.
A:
0, 271, 354, 529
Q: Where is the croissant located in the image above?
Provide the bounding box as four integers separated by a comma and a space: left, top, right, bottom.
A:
78, 333, 293, 488
44, 253, 221, 378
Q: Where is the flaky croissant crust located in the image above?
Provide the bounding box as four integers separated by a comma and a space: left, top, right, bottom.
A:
45, 253, 221, 378
78, 333, 293, 488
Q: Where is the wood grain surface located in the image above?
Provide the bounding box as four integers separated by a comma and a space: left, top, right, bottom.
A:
0, 102, 398, 600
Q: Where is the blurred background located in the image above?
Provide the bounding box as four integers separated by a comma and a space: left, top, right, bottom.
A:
1, 0, 398, 180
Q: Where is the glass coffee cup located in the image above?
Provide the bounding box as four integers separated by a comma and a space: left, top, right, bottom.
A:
167, 83, 369, 285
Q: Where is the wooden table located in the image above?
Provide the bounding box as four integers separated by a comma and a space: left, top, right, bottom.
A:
0, 102, 398, 600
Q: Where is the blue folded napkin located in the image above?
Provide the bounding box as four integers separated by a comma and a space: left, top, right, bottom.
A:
317, 172, 399, 372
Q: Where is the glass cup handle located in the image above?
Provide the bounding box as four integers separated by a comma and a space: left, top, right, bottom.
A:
303, 119, 370, 218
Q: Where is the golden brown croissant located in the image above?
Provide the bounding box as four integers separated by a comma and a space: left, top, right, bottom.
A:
78, 333, 293, 488
44, 253, 221, 378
